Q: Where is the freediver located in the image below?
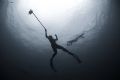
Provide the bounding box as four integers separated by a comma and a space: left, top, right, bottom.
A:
45, 29, 81, 72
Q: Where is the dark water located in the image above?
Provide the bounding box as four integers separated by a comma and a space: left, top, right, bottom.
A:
0, 0, 120, 80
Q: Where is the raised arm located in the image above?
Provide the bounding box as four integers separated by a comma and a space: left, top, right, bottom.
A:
55, 34, 58, 41
45, 29, 48, 38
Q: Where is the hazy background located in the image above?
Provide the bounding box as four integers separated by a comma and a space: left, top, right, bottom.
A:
0, 0, 120, 80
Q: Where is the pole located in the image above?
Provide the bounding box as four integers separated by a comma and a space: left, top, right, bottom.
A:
32, 12, 46, 30
29, 9, 46, 30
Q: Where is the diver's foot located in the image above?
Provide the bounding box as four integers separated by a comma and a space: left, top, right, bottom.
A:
73, 55, 82, 63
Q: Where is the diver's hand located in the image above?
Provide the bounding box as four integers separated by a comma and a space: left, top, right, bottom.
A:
45, 28, 47, 32
55, 34, 58, 40
55, 34, 57, 36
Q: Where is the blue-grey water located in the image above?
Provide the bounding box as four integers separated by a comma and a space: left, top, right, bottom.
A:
1, 0, 120, 80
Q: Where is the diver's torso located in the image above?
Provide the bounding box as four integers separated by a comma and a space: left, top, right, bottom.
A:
48, 38, 57, 46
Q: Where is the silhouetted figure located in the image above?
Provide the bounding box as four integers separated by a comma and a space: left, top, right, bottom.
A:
67, 22, 98, 46
45, 29, 81, 72
67, 32, 85, 46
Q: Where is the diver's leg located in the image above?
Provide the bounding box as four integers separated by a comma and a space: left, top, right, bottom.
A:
50, 48, 57, 72
57, 45, 81, 63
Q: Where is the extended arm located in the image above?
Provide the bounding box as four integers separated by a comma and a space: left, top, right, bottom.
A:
55, 34, 58, 41
45, 29, 48, 38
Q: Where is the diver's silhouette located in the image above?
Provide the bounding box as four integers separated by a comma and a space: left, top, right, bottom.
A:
67, 32, 85, 46
45, 29, 81, 72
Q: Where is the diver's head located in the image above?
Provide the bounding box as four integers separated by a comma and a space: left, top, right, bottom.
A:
48, 35, 53, 39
